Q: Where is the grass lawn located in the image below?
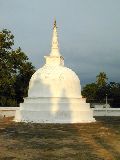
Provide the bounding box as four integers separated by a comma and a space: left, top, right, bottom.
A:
0, 117, 120, 160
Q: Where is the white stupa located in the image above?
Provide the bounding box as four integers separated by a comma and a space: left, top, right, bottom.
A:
15, 20, 95, 123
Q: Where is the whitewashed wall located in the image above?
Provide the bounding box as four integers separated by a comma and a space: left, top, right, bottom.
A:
0, 107, 120, 118
0, 107, 19, 117
93, 108, 120, 116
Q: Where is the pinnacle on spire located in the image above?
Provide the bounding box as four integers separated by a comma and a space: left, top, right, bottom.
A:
53, 19, 57, 29
50, 19, 60, 56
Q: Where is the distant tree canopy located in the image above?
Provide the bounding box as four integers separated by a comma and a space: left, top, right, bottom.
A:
0, 30, 120, 108
82, 72, 120, 108
96, 72, 108, 87
0, 29, 35, 106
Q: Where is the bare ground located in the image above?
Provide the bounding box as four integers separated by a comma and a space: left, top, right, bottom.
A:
0, 117, 120, 160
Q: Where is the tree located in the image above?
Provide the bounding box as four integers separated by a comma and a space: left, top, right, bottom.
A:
82, 72, 120, 107
0, 29, 35, 106
82, 72, 108, 103
107, 82, 120, 107
96, 72, 108, 87
82, 83, 98, 102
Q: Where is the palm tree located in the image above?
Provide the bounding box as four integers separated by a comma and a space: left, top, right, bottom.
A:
96, 72, 108, 87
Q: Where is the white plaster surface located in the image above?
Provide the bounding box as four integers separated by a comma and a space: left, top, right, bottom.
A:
28, 65, 82, 98
0, 107, 19, 117
1, 107, 120, 118
15, 97, 95, 123
14, 20, 95, 123
94, 104, 110, 109
93, 108, 120, 116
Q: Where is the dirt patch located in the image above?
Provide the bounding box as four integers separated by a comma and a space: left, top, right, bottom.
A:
0, 117, 120, 160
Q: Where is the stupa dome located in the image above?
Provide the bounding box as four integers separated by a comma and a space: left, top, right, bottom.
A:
14, 20, 95, 123
28, 20, 81, 98
28, 64, 81, 98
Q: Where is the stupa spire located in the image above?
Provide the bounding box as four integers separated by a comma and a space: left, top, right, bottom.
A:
50, 19, 60, 56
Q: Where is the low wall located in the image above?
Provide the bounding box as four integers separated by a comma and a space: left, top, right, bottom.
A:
93, 108, 120, 116
0, 107, 19, 117
0, 107, 120, 117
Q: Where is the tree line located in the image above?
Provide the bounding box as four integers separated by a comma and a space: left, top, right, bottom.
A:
82, 72, 120, 108
0, 29, 35, 106
0, 29, 120, 107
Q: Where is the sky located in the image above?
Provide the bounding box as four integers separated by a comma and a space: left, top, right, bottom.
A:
0, 0, 120, 86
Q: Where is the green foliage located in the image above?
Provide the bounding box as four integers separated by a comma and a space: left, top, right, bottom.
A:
0, 29, 35, 106
107, 82, 120, 107
96, 72, 108, 87
82, 72, 120, 107
82, 83, 98, 102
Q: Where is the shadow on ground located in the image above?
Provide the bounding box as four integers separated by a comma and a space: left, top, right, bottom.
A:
0, 117, 120, 160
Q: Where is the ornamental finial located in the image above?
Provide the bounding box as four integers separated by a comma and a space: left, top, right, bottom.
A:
50, 19, 60, 56
53, 19, 57, 29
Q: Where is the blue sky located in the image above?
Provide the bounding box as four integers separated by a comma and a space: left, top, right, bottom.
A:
0, 0, 120, 85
